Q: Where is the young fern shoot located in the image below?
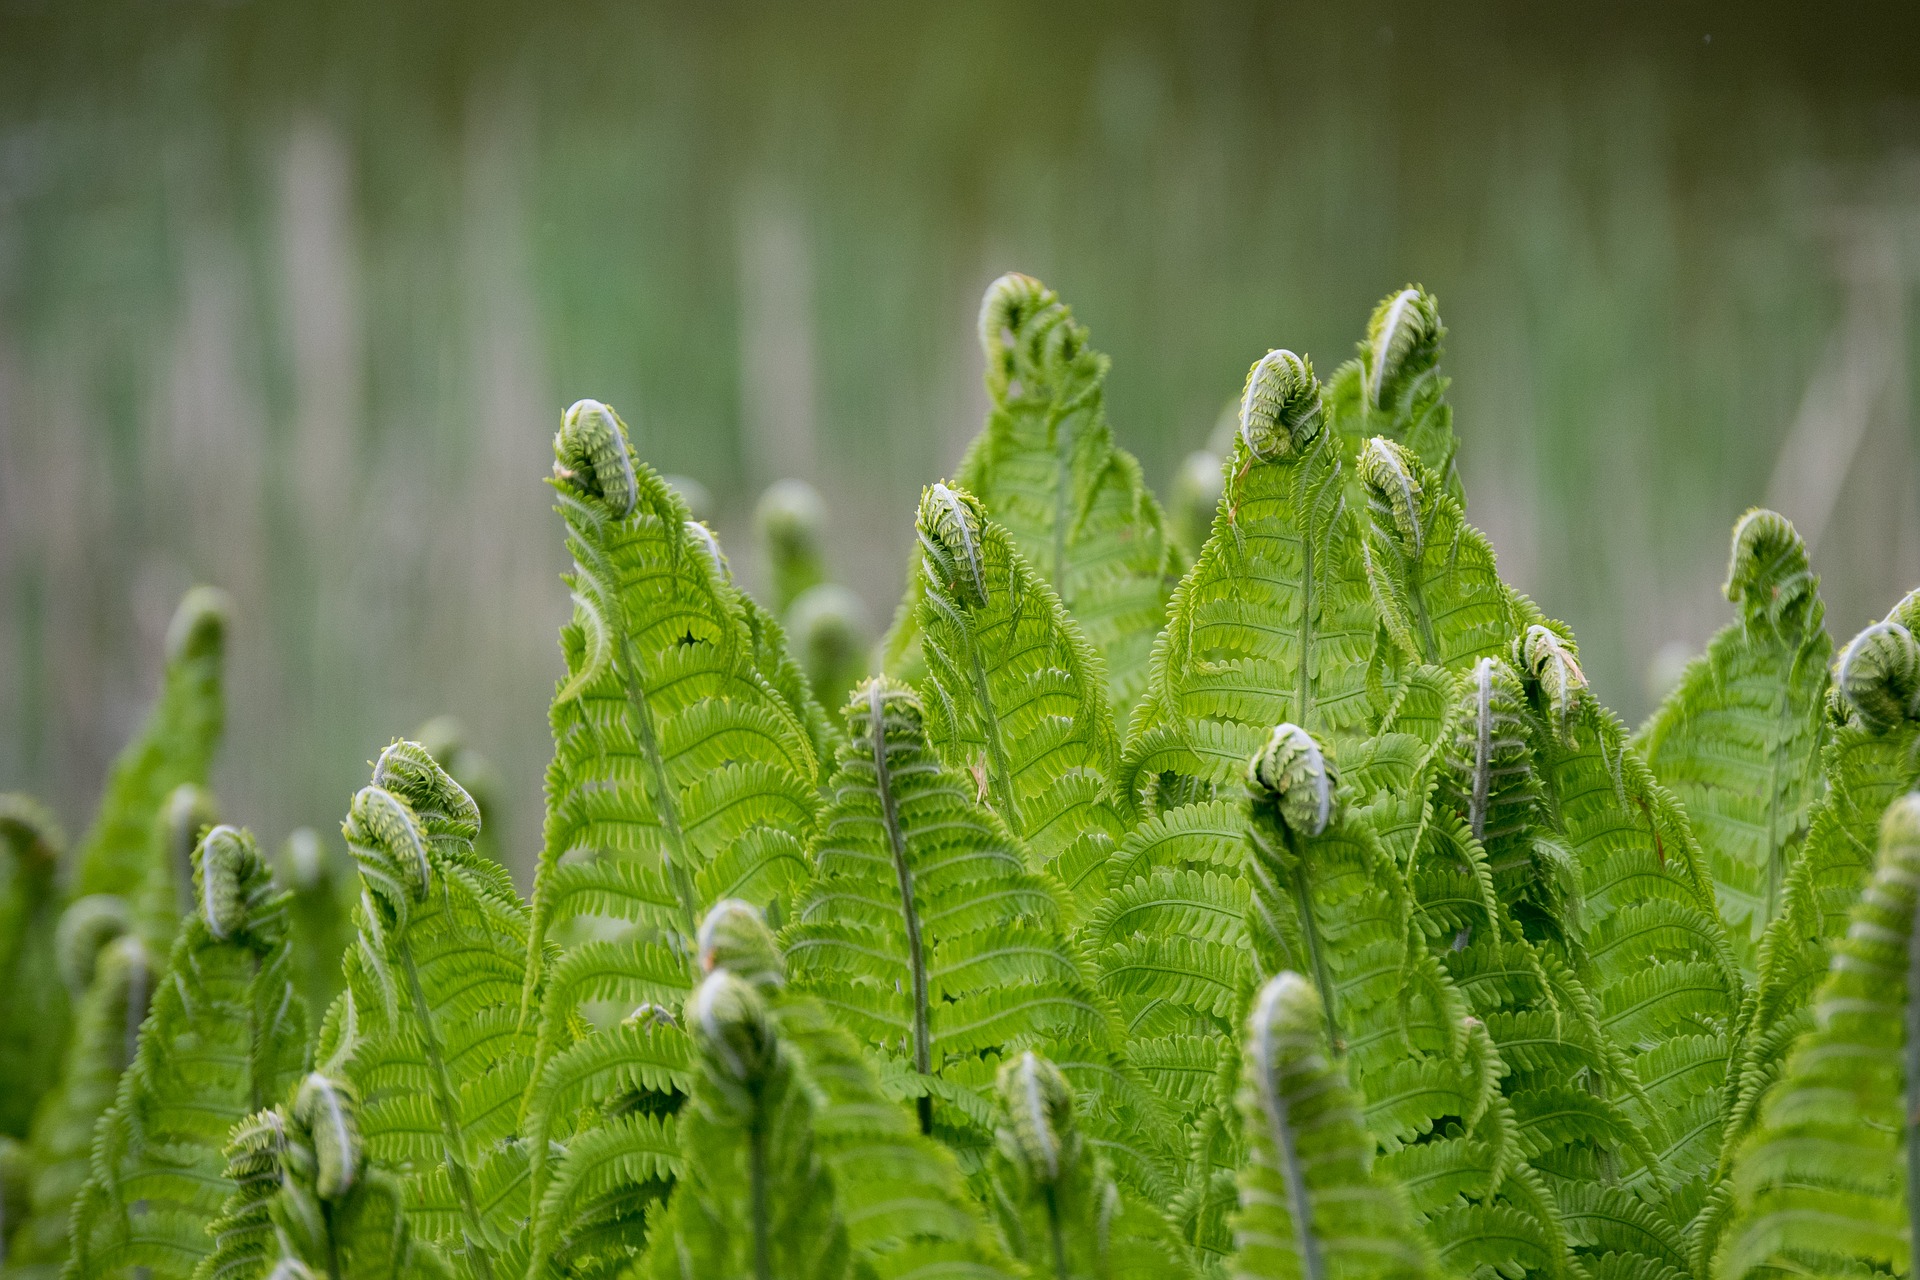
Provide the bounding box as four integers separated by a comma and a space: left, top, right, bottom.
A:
1638, 510, 1830, 967
912, 482, 1124, 907
0, 794, 68, 1139
1229, 972, 1438, 1280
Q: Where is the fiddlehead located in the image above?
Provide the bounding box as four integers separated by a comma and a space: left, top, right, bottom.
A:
553, 398, 638, 517
755, 478, 828, 614
0, 793, 68, 1138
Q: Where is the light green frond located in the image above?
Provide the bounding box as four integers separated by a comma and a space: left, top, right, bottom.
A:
131, 783, 219, 952
1124, 349, 1376, 791
9, 911, 154, 1271
1356, 436, 1514, 673
1714, 792, 1920, 1280
65, 826, 310, 1280
788, 679, 1118, 1146
945, 272, 1182, 720
192, 1077, 455, 1280
1228, 972, 1440, 1280
911, 484, 1124, 908
1637, 509, 1831, 968
72, 587, 229, 901
330, 743, 533, 1278
1, 793, 69, 1138
641, 970, 852, 1280
1322, 286, 1457, 485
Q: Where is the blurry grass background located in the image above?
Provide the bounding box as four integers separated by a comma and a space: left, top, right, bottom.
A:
3, 0, 1919, 876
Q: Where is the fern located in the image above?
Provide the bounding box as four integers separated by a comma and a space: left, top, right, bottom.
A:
949, 272, 1181, 719
521, 400, 826, 1267
193, 1074, 454, 1280
65, 825, 310, 1279
71, 587, 229, 901
131, 783, 219, 953
984, 1050, 1186, 1278
1120, 349, 1376, 809
274, 829, 356, 1027
1228, 971, 1438, 1280
324, 742, 533, 1279
1322, 286, 1458, 485
1637, 510, 1830, 967
9, 912, 156, 1272
786, 678, 1118, 1150
1, 795, 68, 1140
1713, 792, 1920, 1280
911, 482, 1124, 906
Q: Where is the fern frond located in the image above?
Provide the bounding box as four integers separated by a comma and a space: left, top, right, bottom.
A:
9, 916, 155, 1270
193, 1076, 455, 1280
327, 742, 532, 1278
274, 828, 356, 1028
1714, 793, 1920, 1280
1356, 436, 1514, 673
1123, 349, 1375, 801
947, 272, 1181, 719
131, 783, 219, 953
911, 483, 1124, 906
1637, 510, 1831, 967
1322, 286, 1457, 484
640, 970, 852, 1280
65, 826, 309, 1279
1, 794, 69, 1139
788, 680, 1118, 1145
71, 587, 229, 900
1228, 972, 1439, 1280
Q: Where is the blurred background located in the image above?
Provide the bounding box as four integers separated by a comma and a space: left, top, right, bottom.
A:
3, 0, 1919, 877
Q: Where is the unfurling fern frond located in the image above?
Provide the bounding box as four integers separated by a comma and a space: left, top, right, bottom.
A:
274, 828, 356, 1027
326, 742, 532, 1279
132, 783, 218, 952
1, 794, 68, 1139
1323, 286, 1457, 485
1122, 349, 1375, 808
1637, 509, 1831, 966
911, 482, 1124, 906
1356, 436, 1514, 674
1229, 972, 1438, 1280
531, 397, 821, 973
72, 587, 230, 900
1713, 792, 1920, 1280
985, 1051, 1187, 1278
640, 970, 851, 1280
66, 826, 309, 1279
700, 902, 1016, 1279
193, 1075, 454, 1280
944, 272, 1181, 719
787, 680, 1112, 1148
1724, 602, 1920, 1170
10, 913, 154, 1271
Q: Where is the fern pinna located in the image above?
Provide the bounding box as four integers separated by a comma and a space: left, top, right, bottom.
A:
65, 826, 308, 1280
25, 274, 1920, 1280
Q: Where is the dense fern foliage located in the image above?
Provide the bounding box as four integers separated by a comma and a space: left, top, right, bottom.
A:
7, 273, 1920, 1280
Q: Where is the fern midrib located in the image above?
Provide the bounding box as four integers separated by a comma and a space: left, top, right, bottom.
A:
1257, 1030, 1326, 1280
1471, 667, 1493, 843
617, 630, 701, 941
1296, 462, 1318, 733
960, 617, 1025, 838
1906, 886, 1920, 1254
1050, 405, 1071, 591
399, 935, 496, 1280
1285, 834, 1342, 1054
866, 689, 935, 1135
750, 1100, 773, 1280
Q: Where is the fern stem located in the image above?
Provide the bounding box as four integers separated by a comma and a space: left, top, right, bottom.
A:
1470, 660, 1492, 842
1253, 984, 1327, 1280
961, 620, 1024, 838
1907, 882, 1920, 1257
1286, 832, 1342, 1053
618, 631, 701, 942
1295, 462, 1317, 732
749, 1106, 772, 1280
867, 686, 935, 1132
1044, 1184, 1070, 1279
399, 937, 495, 1280
1050, 411, 1070, 589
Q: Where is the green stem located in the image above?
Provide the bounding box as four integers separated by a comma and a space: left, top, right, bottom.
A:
619, 631, 701, 943
1295, 465, 1317, 732
962, 622, 1024, 838
400, 937, 495, 1280
1905, 883, 1920, 1257
750, 1105, 772, 1280
1045, 1184, 1070, 1279
867, 687, 934, 1133
1286, 832, 1342, 1053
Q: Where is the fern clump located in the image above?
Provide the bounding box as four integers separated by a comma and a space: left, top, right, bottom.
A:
19, 272, 1920, 1280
